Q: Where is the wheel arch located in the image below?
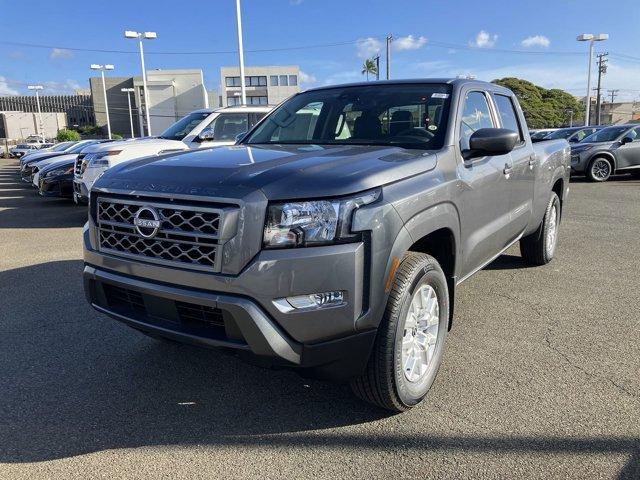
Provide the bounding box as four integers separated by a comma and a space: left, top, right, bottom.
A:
588, 152, 617, 172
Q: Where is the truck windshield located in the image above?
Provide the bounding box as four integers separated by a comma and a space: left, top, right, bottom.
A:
581, 126, 630, 143
158, 112, 210, 141
245, 83, 452, 150
545, 128, 577, 139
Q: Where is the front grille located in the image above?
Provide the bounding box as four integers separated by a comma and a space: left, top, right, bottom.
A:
176, 301, 225, 327
74, 154, 85, 175
103, 284, 146, 317
96, 196, 228, 272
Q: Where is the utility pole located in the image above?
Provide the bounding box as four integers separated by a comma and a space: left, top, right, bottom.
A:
607, 89, 619, 104
235, 0, 247, 105
385, 35, 393, 80
374, 55, 380, 81
594, 52, 608, 125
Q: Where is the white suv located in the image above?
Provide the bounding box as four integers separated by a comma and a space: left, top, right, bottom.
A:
73, 105, 272, 202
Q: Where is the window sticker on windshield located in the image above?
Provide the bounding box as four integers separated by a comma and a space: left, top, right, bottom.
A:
432, 93, 449, 99
428, 125, 438, 131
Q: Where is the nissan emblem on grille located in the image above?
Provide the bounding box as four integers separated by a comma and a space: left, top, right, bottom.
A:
133, 206, 161, 238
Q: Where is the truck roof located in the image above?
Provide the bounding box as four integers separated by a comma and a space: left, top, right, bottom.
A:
305, 78, 512, 94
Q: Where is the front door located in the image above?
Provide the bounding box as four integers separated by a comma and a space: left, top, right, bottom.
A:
616, 127, 640, 170
457, 90, 516, 278
492, 93, 534, 238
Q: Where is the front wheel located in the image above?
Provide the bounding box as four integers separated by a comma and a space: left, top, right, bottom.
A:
520, 192, 561, 265
350, 252, 449, 412
587, 157, 612, 182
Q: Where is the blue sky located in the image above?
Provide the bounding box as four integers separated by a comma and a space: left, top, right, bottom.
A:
1, 0, 639, 100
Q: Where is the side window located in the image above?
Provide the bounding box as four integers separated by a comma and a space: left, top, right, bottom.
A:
493, 94, 524, 144
248, 112, 267, 129
459, 91, 495, 151
207, 114, 249, 141
629, 127, 640, 141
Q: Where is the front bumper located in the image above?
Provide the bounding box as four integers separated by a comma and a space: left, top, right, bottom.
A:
39, 175, 73, 197
83, 224, 376, 379
73, 179, 89, 203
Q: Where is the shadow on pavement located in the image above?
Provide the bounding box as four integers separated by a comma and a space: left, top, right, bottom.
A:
0, 260, 638, 479
0, 162, 87, 228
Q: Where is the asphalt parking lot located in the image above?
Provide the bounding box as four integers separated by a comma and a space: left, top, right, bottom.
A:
0, 157, 638, 479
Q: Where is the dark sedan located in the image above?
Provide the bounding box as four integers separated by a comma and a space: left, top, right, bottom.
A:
38, 159, 76, 198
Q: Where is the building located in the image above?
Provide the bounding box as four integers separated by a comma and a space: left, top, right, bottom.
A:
219, 66, 300, 107
90, 69, 209, 137
90, 76, 140, 138
0, 94, 94, 130
0, 111, 67, 140
133, 69, 209, 135
599, 101, 640, 125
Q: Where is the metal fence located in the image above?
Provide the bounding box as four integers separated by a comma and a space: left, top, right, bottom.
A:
0, 95, 95, 128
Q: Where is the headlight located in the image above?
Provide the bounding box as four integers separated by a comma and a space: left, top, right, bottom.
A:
46, 166, 74, 177
263, 189, 380, 248
87, 150, 121, 167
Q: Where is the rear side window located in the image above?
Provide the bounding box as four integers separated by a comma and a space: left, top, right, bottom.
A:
494, 94, 524, 143
459, 91, 495, 151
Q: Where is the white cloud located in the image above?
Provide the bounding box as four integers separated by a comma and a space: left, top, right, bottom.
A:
49, 48, 73, 60
299, 70, 317, 85
0, 76, 19, 95
42, 79, 83, 94
393, 35, 427, 51
470, 30, 497, 48
521, 35, 550, 48
356, 37, 382, 59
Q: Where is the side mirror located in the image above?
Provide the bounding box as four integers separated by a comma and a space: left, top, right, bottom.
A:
465, 128, 519, 159
620, 136, 633, 145
235, 131, 248, 143
196, 128, 215, 142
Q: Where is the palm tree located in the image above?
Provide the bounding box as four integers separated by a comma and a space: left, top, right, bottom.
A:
361, 58, 378, 81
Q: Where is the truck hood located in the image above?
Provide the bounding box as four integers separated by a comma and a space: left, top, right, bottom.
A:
96, 144, 439, 200
23, 151, 68, 164
81, 137, 187, 154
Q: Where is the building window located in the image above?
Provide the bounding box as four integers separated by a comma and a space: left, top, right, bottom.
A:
245, 76, 267, 87
289, 75, 298, 86
270, 75, 278, 86
225, 76, 241, 87
227, 96, 242, 106
248, 96, 268, 105
279, 75, 289, 87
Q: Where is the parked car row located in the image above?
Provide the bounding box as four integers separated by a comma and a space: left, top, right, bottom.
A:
15, 105, 272, 201
533, 124, 640, 182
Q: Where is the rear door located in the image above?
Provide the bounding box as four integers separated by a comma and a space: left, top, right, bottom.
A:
616, 127, 640, 170
456, 90, 516, 278
492, 93, 534, 239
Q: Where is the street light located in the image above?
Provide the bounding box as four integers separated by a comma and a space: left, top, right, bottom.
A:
577, 33, 608, 126
124, 30, 156, 135
91, 64, 114, 139
121, 87, 135, 139
27, 85, 44, 141
234, 0, 247, 105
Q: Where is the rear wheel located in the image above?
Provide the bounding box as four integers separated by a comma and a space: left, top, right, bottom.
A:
350, 252, 449, 412
587, 157, 612, 182
520, 192, 561, 265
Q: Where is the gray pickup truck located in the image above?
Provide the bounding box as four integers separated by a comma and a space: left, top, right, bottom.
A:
82, 79, 570, 411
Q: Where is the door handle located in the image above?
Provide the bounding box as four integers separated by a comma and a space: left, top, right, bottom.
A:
529, 155, 537, 169
503, 163, 513, 177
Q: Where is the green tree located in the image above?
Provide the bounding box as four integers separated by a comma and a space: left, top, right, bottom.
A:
112, 133, 123, 140
361, 58, 378, 81
56, 129, 81, 142
491, 77, 584, 129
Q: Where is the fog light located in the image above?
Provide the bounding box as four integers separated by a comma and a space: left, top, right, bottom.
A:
273, 290, 346, 313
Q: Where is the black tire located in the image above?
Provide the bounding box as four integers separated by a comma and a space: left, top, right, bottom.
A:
587, 157, 612, 182
520, 192, 561, 266
351, 252, 449, 412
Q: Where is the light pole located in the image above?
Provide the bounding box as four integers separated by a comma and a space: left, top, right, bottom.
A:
125, 30, 156, 135
121, 87, 135, 139
90, 64, 114, 139
27, 85, 44, 141
577, 33, 608, 126
234, 0, 247, 105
